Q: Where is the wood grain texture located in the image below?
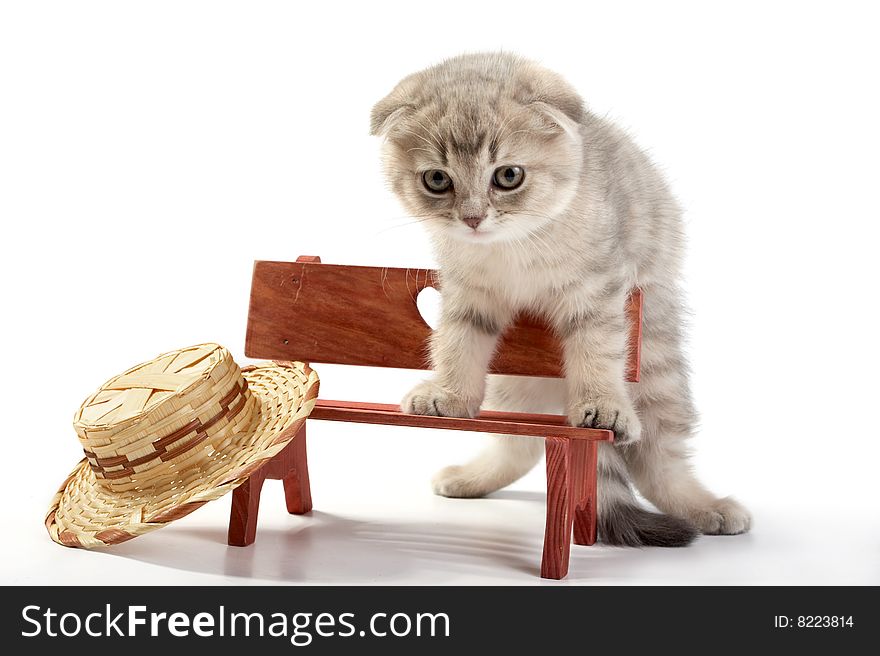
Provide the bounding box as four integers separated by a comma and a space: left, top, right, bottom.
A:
625, 289, 643, 383
227, 469, 265, 547
246, 260, 439, 370
245, 259, 642, 381
311, 399, 614, 442
572, 441, 599, 546
282, 425, 312, 515
541, 438, 573, 580
227, 424, 310, 546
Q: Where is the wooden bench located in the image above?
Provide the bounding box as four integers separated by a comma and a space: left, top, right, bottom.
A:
227, 255, 643, 579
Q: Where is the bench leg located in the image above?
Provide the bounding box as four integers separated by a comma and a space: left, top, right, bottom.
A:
228, 470, 267, 547
541, 437, 574, 579
227, 423, 311, 546
283, 424, 312, 515
573, 441, 598, 546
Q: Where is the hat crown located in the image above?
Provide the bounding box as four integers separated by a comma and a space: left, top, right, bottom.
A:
76, 344, 223, 430
74, 344, 255, 489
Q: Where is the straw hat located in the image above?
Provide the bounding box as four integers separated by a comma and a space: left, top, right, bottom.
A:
46, 343, 319, 548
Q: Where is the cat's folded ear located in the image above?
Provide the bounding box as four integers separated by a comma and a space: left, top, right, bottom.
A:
370, 87, 415, 137
529, 101, 583, 139
520, 70, 586, 139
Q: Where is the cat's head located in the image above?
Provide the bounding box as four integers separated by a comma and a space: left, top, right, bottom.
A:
371, 53, 585, 245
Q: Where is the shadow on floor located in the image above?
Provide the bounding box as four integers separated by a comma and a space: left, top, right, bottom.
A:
108, 510, 554, 583
104, 493, 752, 585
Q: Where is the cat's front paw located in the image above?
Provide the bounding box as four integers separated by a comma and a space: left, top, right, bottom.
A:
569, 395, 642, 445
402, 380, 478, 418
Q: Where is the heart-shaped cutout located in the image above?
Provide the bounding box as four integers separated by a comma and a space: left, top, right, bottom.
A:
416, 285, 441, 331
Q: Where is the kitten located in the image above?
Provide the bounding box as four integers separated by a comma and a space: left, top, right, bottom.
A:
371, 53, 751, 545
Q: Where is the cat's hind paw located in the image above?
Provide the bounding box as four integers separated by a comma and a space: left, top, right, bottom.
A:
431, 465, 490, 498
688, 497, 752, 535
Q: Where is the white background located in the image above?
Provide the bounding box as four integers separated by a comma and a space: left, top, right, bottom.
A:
1, 1, 878, 585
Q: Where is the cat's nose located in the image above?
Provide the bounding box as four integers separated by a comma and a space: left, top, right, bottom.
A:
462, 215, 485, 230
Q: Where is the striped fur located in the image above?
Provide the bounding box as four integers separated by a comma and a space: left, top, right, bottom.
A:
373, 53, 750, 545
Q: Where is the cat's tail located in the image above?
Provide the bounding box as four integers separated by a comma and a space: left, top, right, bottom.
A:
598, 458, 698, 547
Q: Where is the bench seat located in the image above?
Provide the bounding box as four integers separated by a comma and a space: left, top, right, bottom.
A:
311, 399, 614, 442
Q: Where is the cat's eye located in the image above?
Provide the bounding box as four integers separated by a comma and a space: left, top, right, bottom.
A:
492, 165, 525, 190
423, 169, 452, 193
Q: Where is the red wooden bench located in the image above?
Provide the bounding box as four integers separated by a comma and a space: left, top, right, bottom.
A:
228, 255, 643, 579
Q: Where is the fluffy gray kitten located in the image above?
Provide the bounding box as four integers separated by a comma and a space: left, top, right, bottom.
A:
371, 53, 750, 545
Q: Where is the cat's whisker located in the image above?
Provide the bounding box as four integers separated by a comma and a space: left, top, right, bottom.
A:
505, 128, 541, 140
397, 127, 440, 152
493, 113, 518, 145
409, 117, 446, 152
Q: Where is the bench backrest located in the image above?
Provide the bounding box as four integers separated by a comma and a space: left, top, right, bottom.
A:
245, 256, 642, 381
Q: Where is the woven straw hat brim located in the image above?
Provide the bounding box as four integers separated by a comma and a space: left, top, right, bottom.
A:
45, 361, 319, 549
